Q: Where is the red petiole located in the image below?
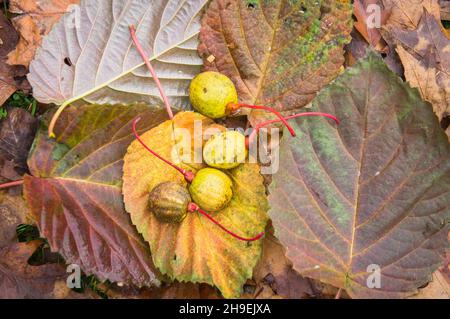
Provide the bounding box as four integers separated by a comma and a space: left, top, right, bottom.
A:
188, 203, 264, 242
0, 179, 24, 189
246, 111, 340, 147
132, 117, 195, 183
132, 118, 263, 242
129, 25, 174, 119
227, 102, 296, 137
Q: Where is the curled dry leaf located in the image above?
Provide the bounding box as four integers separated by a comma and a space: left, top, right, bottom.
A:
0, 108, 38, 183
28, 0, 207, 110
391, 11, 450, 122
198, 0, 353, 126
122, 112, 269, 298
441, 0, 450, 20
269, 51, 450, 298
24, 104, 169, 287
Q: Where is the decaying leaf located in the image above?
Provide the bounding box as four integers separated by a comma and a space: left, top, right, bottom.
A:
268, 51, 450, 298
122, 112, 269, 298
0, 12, 30, 105
7, 0, 79, 67
409, 270, 450, 299
0, 240, 68, 298
391, 11, 450, 121
396, 46, 449, 121
354, 0, 390, 48
441, 0, 450, 20
0, 108, 38, 183
198, 0, 353, 125
382, 0, 441, 30
24, 104, 170, 287
0, 192, 28, 248
28, 0, 207, 110
250, 233, 314, 299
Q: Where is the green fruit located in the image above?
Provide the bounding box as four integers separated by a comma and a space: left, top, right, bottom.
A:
203, 130, 247, 169
189, 71, 238, 119
189, 168, 233, 211
148, 182, 191, 223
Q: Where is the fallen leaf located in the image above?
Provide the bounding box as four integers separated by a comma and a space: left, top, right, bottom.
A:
409, 271, 450, 298
0, 240, 67, 298
106, 281, 219, 299
354, 0, 390, 48
397, 46, 449, 121
346, 30, 404, 75
198, 0, 353, 125
7, 0, 79, 67
441, 0, 450, 20
251, 232, 314, 299
0, 192, 28, 248
0, 12, 30, 105
123, 111, 269, 298
24, 104, 168, 287
28, 0, 206, 110
383, 0, 441, 30
268, 51, 450, 298
392, 11, 450, 120
0, 108, 38, 183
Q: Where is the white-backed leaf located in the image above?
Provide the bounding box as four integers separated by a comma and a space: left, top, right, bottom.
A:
28, 0, 207, 109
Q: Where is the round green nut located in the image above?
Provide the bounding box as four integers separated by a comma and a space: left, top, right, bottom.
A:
189, 71, 238, 119
189, 168, 233, 211
148, 181, 191, 223
203, 130, 247, 169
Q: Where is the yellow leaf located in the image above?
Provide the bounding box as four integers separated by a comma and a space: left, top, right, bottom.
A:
122, 112, 269, 298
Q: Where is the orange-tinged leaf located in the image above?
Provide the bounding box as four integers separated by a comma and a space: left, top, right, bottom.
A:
7, 0, 79, 67
123, 112, 269, 298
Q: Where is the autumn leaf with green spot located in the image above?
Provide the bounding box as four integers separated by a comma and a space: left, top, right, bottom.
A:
268, 51, 450, 298
199, 0, 353, 126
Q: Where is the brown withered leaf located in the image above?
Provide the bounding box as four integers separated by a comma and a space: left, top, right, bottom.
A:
382, 0, 441, 30
250, 233, 314, 299
198, 0, 353, 126
0, 12, 30, 105
354, 0, 391, 48
393, 11, 450, 120
0, 192, 28, 248
0, 240, 67, 298
0, 108, 38, 183
409, 271, 450, 299
7, 0, 79, 67
106, 282, 219, 299
441, 0, 450, 20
